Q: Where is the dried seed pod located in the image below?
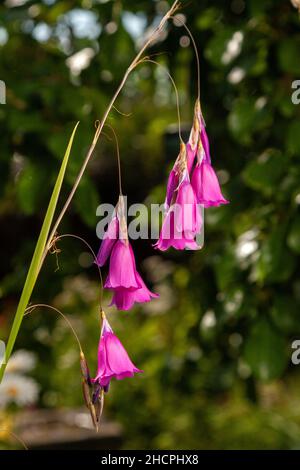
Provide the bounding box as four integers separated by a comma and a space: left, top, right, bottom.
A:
94, 388, 104, 428
82, 380, 99, 431
82, 378, 92, 409
89, 401, 99, 432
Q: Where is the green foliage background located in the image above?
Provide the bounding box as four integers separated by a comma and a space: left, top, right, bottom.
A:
1, 0, 300, 449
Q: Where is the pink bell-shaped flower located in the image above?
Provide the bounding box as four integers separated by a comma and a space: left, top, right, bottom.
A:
191, 160, 229, 208
93, 315, 142, 389
96, 196, 158, 310
155, 162, 202, 251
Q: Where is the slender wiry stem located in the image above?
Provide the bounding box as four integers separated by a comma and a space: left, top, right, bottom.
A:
104, 124, 123, 195
44, 1, 180, 255
139, 58, 183, 142
49, 233, 104, 310
25, 303, 83, 352
172, 15, 200, 99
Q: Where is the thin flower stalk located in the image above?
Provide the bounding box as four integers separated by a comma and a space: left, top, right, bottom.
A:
24, 302, 100, 430
155, 11, 229, 252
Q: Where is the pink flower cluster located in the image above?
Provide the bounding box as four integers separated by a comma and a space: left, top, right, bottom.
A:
86, 100, 229, 418
155, 99, 229, 251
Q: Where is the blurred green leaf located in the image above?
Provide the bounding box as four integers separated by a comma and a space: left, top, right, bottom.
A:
17, 162, 49, 215
205, 29, 235, 68
270, 294, 300, 334
243, 150, 286, 195
248, 0, 273, 16
286, 121, 300, 156
228, 97, 272, 144
287, 216, 300, 254
278, 38, 300, 75
196, 8, 221, 31
74, 175, 99, 227
255, 225, 295, 283
214, 248, 238, 290
244, 318, 287, 381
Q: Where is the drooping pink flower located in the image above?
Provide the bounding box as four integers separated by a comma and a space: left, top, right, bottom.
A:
110, 272, 159, 310
92, 316, 142, 390
96, 196, 158, 310
154, 210, 199, 251
189, 98, 229, 207
156, 97, 229, 251
155, 160, 202, 251
104, 241, 141, 290
96, 215, 119, 267
174, 179, 202, 235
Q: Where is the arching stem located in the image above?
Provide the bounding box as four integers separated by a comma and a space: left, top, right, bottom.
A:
49, 233, 104, 311
44, 1, 180, 255
137, 57, 184, 143
172, 15, 201, 99
25, 303, 83, 352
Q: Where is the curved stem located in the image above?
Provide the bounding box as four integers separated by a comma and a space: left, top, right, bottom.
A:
44, 1, 180, 255
172, 15, 200, 99
138, 57, 183, 142
25, 303, 83, 352
49, 233, 104, 310
112, 105, 132, 117
0, 430, 28, 450
104, 124, 123, 195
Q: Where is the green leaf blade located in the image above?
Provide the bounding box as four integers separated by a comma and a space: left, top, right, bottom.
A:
0, 122, 79, 382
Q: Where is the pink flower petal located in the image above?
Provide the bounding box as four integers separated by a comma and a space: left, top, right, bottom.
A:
174, 181, 202, 235
154, 209, 200, 251
192, 162, 229, 207
96, 216, 119, 267
109, 289, 136, 311
186, 142, 196, 174
105, 240, 141, 289
164, 168, 178, 211
110, 272, 159, 311
200, 119, 211, 164
93, 318, 142, 387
